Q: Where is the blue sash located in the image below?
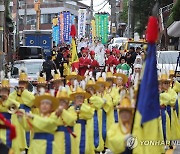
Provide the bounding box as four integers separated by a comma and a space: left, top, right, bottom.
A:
114, 109, 118, 123
93, 110, 99, 148
161, 108, 166, 141
1, 112, 12, 148
175, 99, 179, 117
19, 104, 31, 113
102, 109, 107, 142
166, 105, 171, 124
77, 119, 86, 154
56, 126, 72, 154
33, 132, 54, 154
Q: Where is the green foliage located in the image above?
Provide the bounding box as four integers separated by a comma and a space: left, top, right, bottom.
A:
172, 0, 180, 21
120, 0, 128, 23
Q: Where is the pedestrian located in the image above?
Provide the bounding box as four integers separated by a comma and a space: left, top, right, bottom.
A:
42, 56, 57, 81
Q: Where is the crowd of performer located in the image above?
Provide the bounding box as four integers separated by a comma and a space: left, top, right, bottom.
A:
0, 39, 180, 154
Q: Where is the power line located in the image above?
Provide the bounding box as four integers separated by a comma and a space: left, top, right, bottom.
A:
93, 0, 109, 12
94, 0, 108, 7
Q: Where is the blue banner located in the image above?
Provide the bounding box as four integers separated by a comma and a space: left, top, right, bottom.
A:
52, 26, 59, 46
63, 11, 71, 42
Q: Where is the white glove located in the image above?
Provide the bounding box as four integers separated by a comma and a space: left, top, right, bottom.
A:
110, 67, 114, 74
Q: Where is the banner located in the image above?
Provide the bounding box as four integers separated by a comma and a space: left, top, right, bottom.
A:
52, 26, 59, 46
95, 13, 109, 44
78, 9, 87, 39
59, 12, 64, 44
91, 20, 96, 42
63, 11, 71, 42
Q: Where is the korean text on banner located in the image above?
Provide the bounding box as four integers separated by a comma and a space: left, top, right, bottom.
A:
78, 9, 87, 39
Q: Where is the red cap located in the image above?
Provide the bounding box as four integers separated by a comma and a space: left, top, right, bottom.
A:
116, 49, 120, 55
105, 49, 110, 54
112, 48, 117, 54
90, 50, 95, 55
82, 49, 87, 54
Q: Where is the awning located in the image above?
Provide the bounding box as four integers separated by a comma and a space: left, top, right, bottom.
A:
167, 21, 180, 37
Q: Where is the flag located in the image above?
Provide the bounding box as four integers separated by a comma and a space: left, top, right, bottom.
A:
70, 25, 79, 72
132, 16, 164, 154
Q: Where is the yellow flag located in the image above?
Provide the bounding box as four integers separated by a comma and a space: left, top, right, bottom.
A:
71, 38, 79, 63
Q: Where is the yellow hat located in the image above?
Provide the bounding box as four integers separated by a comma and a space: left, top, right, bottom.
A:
0, 79, 11, 89
34, 93, 59, 110
19, 73, 28, 82
70, 87, 91, 101
85, 79, 98, 90
114, 73, 128, 84
169, 70, 175, 76
66, 72, 85, 81
159, 74, 171, 82
96, 77, 109, 87
118, 96, 134, 110
37, 77, 47, 85
56, 90, 70, 101
51, 73, 64, 82
106, 72, 115, 80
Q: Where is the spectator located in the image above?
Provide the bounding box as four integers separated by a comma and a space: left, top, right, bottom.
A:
42, 56, 57, 81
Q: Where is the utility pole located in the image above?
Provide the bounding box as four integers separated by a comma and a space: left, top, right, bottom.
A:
0, 0, 5, 72
16, 0, 19, 49
90, 0, 93, 20
127, 0, 134, 38
110, 0, 117, 38
34, 0, 41, 30
24, 0, 27, 30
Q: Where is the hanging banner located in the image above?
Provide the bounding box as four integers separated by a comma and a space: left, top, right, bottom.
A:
59, 12, 64, 44
78, 9, 87, 39
91, 19, 96, 42
63, 11, 71, 42
95, 14, 100, 38
103, 14, 108, 44
95, 13, 109, 44
52, 26, 59, 46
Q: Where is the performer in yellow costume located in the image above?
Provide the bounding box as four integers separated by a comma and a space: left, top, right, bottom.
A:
69, 87, 94, 154
50, 73, 64, 96
0, 79, 21, 154
107, 94, 134, 154
17, 93, 59, 154
35, 75, 48, 96
66, 72, 84, 95
96, 77, 113, 147
54, 89, 77, 154
9, 72, 35, 151
85, 79, 105, 152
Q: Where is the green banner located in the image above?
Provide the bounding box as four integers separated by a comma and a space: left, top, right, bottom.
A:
96, 14, 108, 44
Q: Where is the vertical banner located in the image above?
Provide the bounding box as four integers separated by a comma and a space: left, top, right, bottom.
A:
103, 14, 108, 44
78, 9, 87, 39
95, 14, 99, 38
95, 13, 109, 44
59, 12, 64, 44
91, 19, 96, 42
63, 11, 71, 43
52, 26, 59, 46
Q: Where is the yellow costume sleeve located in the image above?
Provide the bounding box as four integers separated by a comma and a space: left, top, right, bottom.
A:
79, 103, 94, 120
103, 93, 113, 113
107, 124, 126, 154
160, 93, 171, 106
61, 109, 77, 126
90, 95, 104, 109
17, 112, 31, 131
173, 81, 180, 93
21, 90, 35, 107
9, 91, 22, 103
31, 114, 58, 132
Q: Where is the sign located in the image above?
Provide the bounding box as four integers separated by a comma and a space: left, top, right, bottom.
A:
52, 26, 59, 46
59, 12, 64, 44
63, 11, 71, 42
78, 9, 87, 39
112, 27, 116, 33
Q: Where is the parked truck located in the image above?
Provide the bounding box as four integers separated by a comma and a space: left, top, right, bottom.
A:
22, 30, 53, 58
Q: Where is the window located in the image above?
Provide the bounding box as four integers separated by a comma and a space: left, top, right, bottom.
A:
41, 14, 56, 24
